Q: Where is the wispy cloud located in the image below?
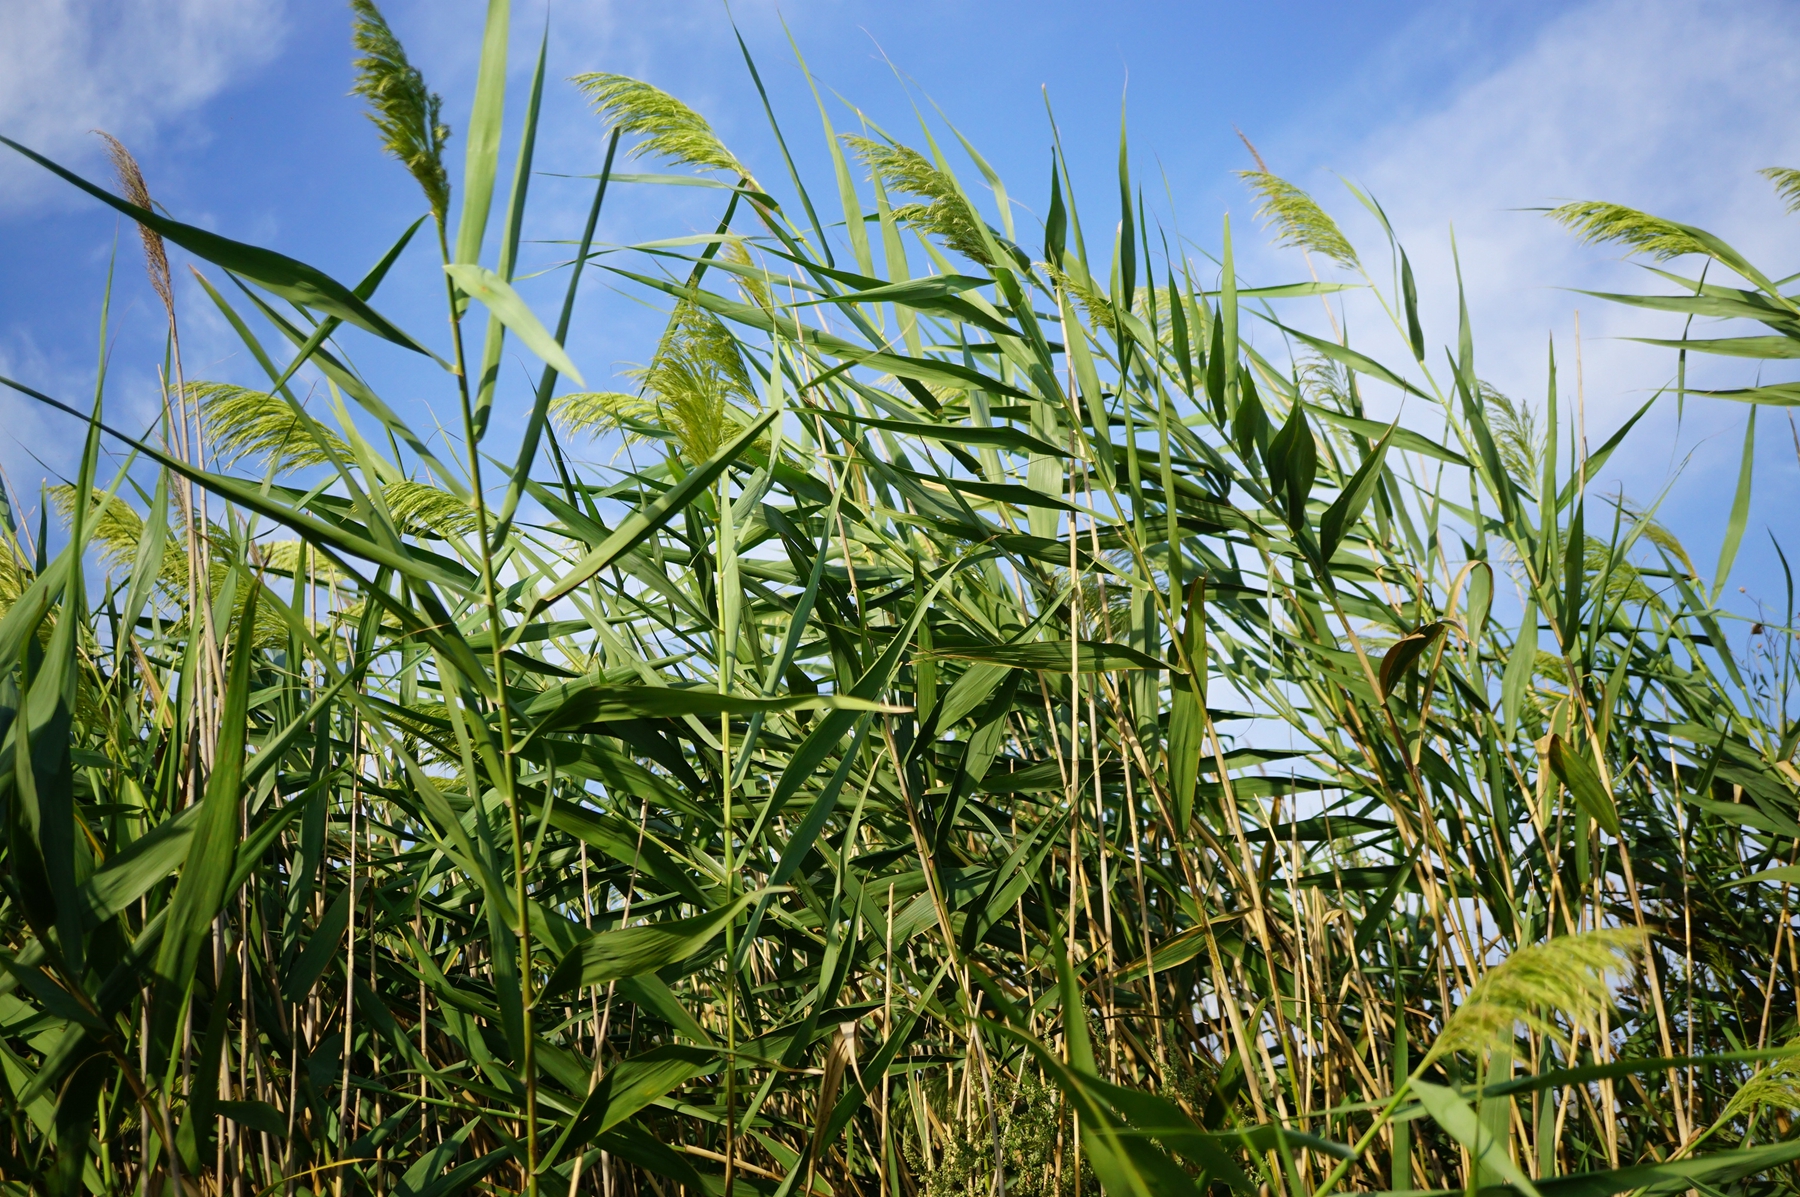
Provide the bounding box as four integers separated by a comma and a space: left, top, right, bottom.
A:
1344, 0, 1800, 404
0, 0, 285, 208
1275, 0, 1800, 593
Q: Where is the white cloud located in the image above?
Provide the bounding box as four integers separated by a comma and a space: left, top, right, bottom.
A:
1323, 0, 1800, 420
0, 0, 285, 207
1238, 0, 1800, 579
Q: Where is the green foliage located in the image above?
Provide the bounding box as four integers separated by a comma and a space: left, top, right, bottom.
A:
4, 14, 1800, 1197
910, 1073, 1092, 1197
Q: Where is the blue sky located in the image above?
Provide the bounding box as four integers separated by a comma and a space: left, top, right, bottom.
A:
1, 0, 1797, 620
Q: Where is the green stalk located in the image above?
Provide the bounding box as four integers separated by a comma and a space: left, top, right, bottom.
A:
438, 215, 537, 1194
1311, 1057, 1436, 1197
719, 466, 738, 1197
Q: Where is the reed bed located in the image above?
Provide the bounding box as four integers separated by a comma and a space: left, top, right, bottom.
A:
2, 5, 1799, 1197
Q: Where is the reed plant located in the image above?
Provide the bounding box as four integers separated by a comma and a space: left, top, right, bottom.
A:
2, 5, 1799, 1196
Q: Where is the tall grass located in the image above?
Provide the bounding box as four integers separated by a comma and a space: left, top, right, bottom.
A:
2, 6, 1799, 1197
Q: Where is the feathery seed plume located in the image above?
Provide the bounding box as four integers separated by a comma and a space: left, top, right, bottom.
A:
1238, 168, 1359, 270
555, 301, 760, 461
95, 131, 173, 315
573, 73, 754, 187
845, 134, 996, 266
1431, 928, 1644, 1060
350, 0, 451, 222
1549, 201, 1712, 261
195, 383, 350, 472
1760, 167, 1800, 215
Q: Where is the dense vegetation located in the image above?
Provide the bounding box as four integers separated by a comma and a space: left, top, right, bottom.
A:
3, 5, 1800, 1196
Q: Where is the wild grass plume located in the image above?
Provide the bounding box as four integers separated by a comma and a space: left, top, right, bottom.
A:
95, 130, 173, 311
196, 381, 349, 470
574, 72, 754, 184
846, 133, 997, 265
349, 0, 450, 222
1762, 166, 1800, 215
1548, 199, 1714, 260
1239, 168, 1360, 269
1430, 929, 1645, 1060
